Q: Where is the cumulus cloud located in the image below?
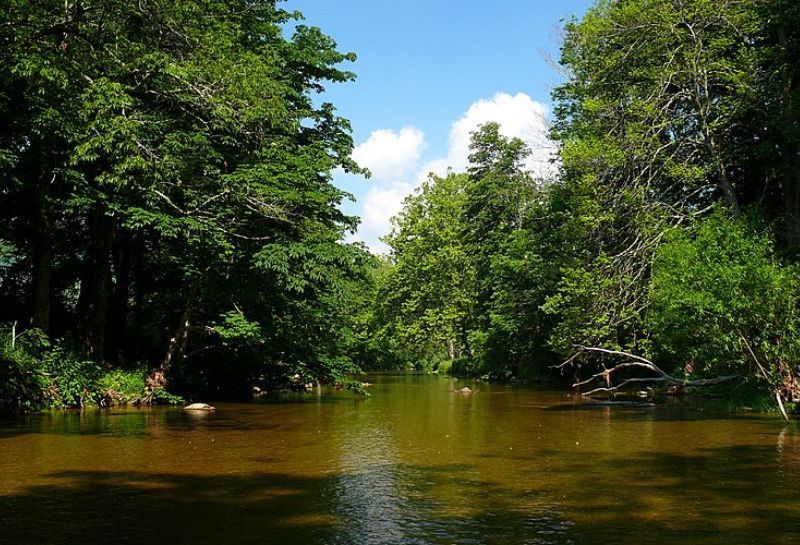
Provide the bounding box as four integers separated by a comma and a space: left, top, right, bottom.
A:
353, 92, 555, 253
351, 126, 425, 180
359, 182, 415, 254
419, 92, 555, 180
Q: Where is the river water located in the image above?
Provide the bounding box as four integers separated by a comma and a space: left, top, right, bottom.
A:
1, 373, 799, 544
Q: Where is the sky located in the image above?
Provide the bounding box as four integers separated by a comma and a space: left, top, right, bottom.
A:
285, 0, 594, 252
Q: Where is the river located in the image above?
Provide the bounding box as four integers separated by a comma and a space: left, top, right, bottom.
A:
1, 373, 799, 544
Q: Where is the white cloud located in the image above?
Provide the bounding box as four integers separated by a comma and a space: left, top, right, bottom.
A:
351, 92, 556, 253
359, 182, 415, 254
351, 126, 425, 180
420, 92, 555, 179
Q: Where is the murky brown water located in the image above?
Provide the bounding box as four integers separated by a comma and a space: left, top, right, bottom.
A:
1, 373, 799, 544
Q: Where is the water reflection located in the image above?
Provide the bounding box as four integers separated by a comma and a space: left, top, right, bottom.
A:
0, 374, 799, 544
334, 408, 408, 544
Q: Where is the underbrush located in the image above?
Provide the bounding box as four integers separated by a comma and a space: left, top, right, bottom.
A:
720, 379, 793, 414
0, 327, 182, 414
448, 356, 486, 378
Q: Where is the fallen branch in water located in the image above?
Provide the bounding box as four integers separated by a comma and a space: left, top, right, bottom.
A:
737, 332, 793, 422
554, 346, 739, 397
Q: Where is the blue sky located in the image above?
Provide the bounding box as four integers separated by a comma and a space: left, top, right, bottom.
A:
285, 0, 594, 252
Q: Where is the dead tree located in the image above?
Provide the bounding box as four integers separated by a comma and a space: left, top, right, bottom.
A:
554, 346, 739, 397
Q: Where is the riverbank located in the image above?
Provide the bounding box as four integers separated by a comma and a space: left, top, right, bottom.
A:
1, 330, 181, 414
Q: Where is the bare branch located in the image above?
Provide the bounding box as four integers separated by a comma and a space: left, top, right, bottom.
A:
574, 346, 663, 371
573, 361, 666, 388
557, 345, 739, 398
151, 188, 186, 215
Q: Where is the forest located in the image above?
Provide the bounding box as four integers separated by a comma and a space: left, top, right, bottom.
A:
2, 0, 800, 415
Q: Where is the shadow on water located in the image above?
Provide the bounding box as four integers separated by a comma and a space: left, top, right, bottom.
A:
560, 442, 800, 544
0, 406, 295, 439
2, 441, 800, 545
0, 466, 577, 545
0, 392, 370, 440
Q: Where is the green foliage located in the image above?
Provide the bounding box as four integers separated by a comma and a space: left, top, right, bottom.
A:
0, 329, 52, 413
542, 255, 623, 352
536, 0, 800, 410
95, 370, 147, 406
95, 369, 184, 406
449, 356, 485, 378
3, 0, 800, 413
368, 0, 800, 412
0, 0, 371, 403
649, 211, 800, 386
377, 171, 476, 366
370, 124, 556, 377
0, 327, 179, 413
147, 384, 185, 406
545, 0, 794, 358
214, 312, 263, 342
41, 347, 103, 408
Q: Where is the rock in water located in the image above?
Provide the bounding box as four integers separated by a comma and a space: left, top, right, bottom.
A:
458, 387, 472, 394
184, 403, 216, 411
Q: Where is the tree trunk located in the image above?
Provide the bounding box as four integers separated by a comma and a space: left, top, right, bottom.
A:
707, 135, 741, 216
106, 232, 133, 361
77, 207, 114, 360
30, 199, 52, 335
152, 303, 192, 390
447, 338, 456, 360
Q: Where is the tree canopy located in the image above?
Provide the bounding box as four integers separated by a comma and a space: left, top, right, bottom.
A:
0, 0, 372, 404
3, 0, 800, 414
365, 0, 800, 412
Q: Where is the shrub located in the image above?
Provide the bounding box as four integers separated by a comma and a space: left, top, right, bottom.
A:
648, 210, 800, 404
449, 355, 485, 377
96, 369, 148, 406
0, 326, 182, 413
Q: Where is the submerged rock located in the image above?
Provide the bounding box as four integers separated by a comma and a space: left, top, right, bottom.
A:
184, 403, 216, 411
456, 387, 473, 394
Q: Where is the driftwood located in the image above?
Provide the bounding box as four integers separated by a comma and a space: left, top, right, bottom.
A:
554, 346, 739, 397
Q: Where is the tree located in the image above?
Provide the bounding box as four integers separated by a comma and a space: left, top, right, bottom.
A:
462, 122, 536, 331
461, 123, 554, 376
374, 124, 551, 377
0, 0, 370, 398
547, 0, 794, 353
649, 211, 800, 411
378, 172, 476, 366
548, 0, 800, 411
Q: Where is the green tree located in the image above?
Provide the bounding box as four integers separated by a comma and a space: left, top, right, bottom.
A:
546, 0, 800, 411
379, 172, 476, 367
0, 0, 370, 401
462, 122, 536, 330
649, 211, 800, 407
461, 123, 554, 376
547, 0, 799, 354
375, 124, 550, 377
